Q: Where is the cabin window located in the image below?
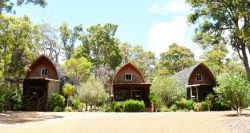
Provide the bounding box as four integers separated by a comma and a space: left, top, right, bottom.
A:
41, 68, 48, 76
125, 73, 132, 81
196, 74, 203, 81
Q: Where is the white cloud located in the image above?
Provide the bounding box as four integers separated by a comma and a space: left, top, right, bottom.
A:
147, 0, 190, 14
146, 16, 202, 59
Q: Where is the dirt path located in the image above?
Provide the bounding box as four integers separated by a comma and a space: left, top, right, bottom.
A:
0, 111, 249, 133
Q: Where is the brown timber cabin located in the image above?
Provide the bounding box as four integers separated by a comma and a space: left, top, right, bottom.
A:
174, 63, 216, 102
23, 55, 66, 111
112, 63, 151, 106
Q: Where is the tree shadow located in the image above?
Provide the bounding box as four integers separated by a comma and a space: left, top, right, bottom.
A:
0, 112, 64, 124
224, 113, 250, 117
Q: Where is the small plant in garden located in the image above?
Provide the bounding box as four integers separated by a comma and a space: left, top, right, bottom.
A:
48, 93, 65, 111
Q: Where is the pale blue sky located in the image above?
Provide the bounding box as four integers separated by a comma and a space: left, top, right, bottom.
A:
11, 0, 201, 58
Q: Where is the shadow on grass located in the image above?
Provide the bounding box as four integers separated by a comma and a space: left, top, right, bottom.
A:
0, 112, 63, 124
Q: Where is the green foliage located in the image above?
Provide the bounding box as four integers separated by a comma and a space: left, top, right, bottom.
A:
112, 101, 125, 112
61, 57, 91, 84
214, 72, 250, 115
101, 103, 112, 112
112, 100, 145, 112
48, 93, 65, 111
79, 78, 108, 111
7, 88, 23, 111
64, 107, 73, 112
71, 97, 83, 110
53, 106, 63, 112
0, 15, 37, 88
149, 91, 162, 111
194, 102, 210, 112
63, 83, 75, 97
151, 76, 184, 108
175, 98, 196, 111
169, 104, 178, 112
77, 23, 122, 70
204, 93, 230, 111
0, 0, 47, 14
0, 94, 6, 112
59, 22, 83, 59
124, 100, 145, 112
201, 44, 228, 76
156, 43, 196, 76
187, 0, 250, 80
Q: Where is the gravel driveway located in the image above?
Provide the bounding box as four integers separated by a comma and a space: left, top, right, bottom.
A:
0, 111, 249, 133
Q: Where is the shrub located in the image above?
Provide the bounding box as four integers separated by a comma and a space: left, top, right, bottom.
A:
151, 76, 184, 108
175, 98, 195, 111
170, 104, 178, 111
0, 94, 6, 112
53, 106, 63, 112
124, 100, 145, 112
101, 103, 112, 112
9, 89, 23, 111
160, 106, 172, 112
64, 107, 73, 112
112, 101, 125, 112
48, 93, 65, 111
71, 97, 83, 110
201, 101, 210, 111
214, 72, 250, 115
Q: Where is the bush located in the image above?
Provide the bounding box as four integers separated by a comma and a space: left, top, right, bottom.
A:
8, 89, 23, 111
0, 94, 6, 112
194, 102, 210, 112
124, 100, 145, 112
64, 107, 73, 112
48, 93, 65, 111
160, 106, 172, 112
101, 103, 112, 112
53, 106, 63, 112
214, 72, 250, 115
175, 98, 195, 111
170, 104, 178, 111
151, 76, 184, 108
71, 97, 83, 110
112, 101, 125, 112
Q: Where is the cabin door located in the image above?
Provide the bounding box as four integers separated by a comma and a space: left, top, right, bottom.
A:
29, 87, 47, 111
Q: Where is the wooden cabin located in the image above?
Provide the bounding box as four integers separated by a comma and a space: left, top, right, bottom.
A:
174, 63, 216, 102
112, 63, 151, 106
23, 55, 66, 111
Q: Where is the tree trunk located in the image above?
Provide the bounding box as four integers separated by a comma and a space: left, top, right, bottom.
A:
85, 101, 88, 111
241, 47, 250, 81
0, 0, 3, 14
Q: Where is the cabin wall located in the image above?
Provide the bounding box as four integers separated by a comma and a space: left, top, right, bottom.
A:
48, 81, 59, 96
27, 59, 58, 80
189, 66, 215, 85
113, 65, 144, 83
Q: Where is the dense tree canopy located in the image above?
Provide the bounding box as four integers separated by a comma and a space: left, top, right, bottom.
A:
77, 23, 122, 71
61, 57, 91, 85
59, 22, 83, 60
187, 0, 250, 80
0, 15, 37, 88
156, 43, 196, 76
0, 0, 47, 14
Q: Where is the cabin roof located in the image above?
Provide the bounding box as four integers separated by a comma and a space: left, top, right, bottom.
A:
113, 63, 145, 83
25, 55, 66, 80
174, 63, 215, 87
